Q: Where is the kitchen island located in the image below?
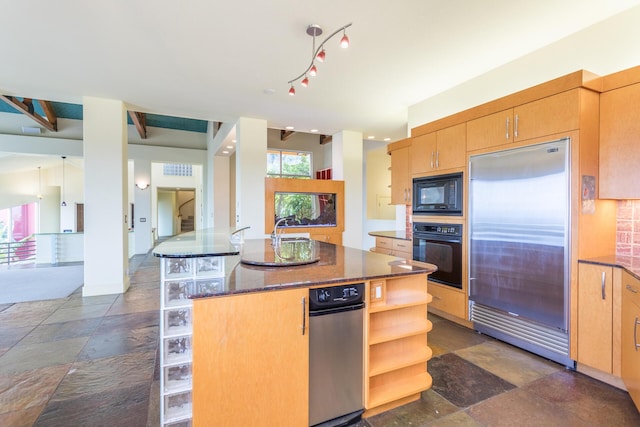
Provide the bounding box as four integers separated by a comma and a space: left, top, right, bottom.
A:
153, 228, 436, 426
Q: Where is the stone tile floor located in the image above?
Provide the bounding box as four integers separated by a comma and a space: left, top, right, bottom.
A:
0, 250, 639, 426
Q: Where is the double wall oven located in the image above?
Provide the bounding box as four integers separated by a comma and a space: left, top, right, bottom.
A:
412, 222, 462, 289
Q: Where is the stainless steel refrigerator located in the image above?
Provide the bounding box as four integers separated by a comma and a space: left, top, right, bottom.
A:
469, 137, 572, 366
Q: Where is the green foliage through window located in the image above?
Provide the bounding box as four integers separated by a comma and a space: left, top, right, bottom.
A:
267, 149, 312, 178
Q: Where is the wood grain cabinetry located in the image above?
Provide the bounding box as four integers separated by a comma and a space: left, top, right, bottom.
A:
390, 144, 411, 205
466, 90, 581, 152
310, 232, 342, 245
411, 124, 466, 174
577, 263, 621, 376
373, 236, 411, 260
428, 282, 466, 320
599, 82, 640, 199
366, 274, 432, 416
621, 271, 640, 410
192, 288, 309, 426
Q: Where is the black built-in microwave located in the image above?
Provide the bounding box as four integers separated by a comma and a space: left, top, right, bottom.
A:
412, 172, 462, 215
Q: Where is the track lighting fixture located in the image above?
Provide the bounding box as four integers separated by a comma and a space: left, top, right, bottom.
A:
287, 22, 352, 95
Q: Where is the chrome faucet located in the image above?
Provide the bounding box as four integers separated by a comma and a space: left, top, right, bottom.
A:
271, 218, 288, 246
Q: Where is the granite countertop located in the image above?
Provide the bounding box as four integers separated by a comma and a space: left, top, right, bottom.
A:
369, 230, 412, 241
579, 255, 640, 281
154, 229, 436, 298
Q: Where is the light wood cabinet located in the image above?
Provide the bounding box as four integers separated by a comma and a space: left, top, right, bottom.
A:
192, 288, 309, 426
599, 82, 640, 199
428, 282, 466, 320
390, 144, 411, 205
466, 90, 581, 152
621, 271, 640, 410
310, 232, 342, 245
411, 124, 465, 174
372, 236, 411, 260
577, 263, 621, 376
365, 274, 432, 417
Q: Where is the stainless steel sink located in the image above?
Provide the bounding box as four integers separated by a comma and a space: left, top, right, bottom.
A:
240, 238, 320, 267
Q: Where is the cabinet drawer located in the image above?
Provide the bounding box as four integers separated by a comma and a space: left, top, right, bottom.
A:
428, 282, 466, 319
392, 239, 412, 253
376, 237, 393, 249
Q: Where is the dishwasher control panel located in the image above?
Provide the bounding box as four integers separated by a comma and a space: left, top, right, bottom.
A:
309, 283, 364, 311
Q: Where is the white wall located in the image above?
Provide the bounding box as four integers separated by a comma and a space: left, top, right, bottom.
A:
409, 5, 640, 130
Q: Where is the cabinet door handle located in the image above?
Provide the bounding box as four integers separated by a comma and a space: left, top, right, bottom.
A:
514, 114, 519, 138
435, 150, 439, 169
627, 284, 639, 294
635, 317, 640, 351
505, 116, 510, 139
601, 271, 606, 300
301, 297, 306, 335
430, 151, 435, 169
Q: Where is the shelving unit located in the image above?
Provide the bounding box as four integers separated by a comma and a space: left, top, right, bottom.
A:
159, 255, 226, 427
365, 273, 432, 416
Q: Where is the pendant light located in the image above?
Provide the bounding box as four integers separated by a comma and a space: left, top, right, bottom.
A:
287, 22, 352, 95
61, 156, 67, 207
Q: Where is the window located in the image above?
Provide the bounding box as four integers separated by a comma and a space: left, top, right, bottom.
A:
163, 163, 193, 176
267, 149, 312, 178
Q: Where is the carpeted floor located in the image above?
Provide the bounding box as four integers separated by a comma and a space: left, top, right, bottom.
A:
0, 265, 84, 304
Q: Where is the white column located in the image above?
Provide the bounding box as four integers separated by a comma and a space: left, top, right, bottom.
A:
82, 96, 130, 296
134, 159, 152, 254
235, 117, 267, 238
331, 130, 364, 249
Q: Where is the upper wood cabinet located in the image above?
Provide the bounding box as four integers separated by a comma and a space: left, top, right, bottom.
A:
600, 82, 640, 199
390, 142, 411, 205
411, 123, 466, 175
466, 90, 581, 152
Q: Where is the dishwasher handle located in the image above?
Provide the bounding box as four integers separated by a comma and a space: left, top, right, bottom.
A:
309, 302, 365, 317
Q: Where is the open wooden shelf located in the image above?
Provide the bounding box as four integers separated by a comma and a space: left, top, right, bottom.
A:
369, 318, 432, 345
368, 371, 433, 409
369, 345, 433, 377
369, 290, 431, 313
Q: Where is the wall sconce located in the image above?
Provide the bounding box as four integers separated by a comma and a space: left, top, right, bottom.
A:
287, 22, 352, 96
136, 182, 149, 190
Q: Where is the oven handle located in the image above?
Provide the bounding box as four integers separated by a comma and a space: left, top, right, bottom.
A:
413, 234, 462, 244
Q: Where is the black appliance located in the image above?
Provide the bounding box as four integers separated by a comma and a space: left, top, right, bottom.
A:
309, 283, 365, 427
412, 172, 463, 215
412, 222, 462, 289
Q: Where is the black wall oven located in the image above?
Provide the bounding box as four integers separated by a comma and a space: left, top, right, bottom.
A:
412, 222, 462, 289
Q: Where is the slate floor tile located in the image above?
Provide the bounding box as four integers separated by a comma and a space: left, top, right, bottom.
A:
428, 353, 516, 408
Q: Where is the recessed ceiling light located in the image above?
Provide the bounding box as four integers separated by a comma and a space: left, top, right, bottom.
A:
232, 139, 236, 143
285, 126, 294, 130
222, 150, 229, 154
384, 137, 391, 141
367, 136, 375, 139
310, 129, 318, 133
226, 146, 233, 149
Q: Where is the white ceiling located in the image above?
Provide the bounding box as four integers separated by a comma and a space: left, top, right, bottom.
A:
1, 1, 639, 145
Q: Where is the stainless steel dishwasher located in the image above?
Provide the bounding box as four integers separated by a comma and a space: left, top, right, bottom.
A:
309, 283, 365, 427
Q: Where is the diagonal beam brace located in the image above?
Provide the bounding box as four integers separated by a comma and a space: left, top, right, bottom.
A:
128, 111, 147, 139
0, 95, 57, 131
280, 130, 295, 141
38, 100, 58, 130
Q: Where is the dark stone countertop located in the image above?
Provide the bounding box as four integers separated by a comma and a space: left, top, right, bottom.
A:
369, 230, 412, 241
154, 230, 436, 298
579, 255, 640, 281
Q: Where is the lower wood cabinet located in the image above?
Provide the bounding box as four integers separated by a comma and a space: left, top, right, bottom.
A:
577, 263, 621, 376
428, 282, 466, 320
621, 271, 640, 410
310, 231, 342, 245
373, 236, 412, 260
365, 274, 432, 416
192, 288, 309, 426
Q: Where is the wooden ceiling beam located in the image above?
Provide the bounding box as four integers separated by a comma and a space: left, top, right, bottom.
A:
320, 135, 332, 145
38, 100, 58, 130
128, 111, 147, 139
0, 95, 57, 131
280, 130, 295, 141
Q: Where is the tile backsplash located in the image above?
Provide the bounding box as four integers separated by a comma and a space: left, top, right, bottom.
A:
616, 200, 640, 257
